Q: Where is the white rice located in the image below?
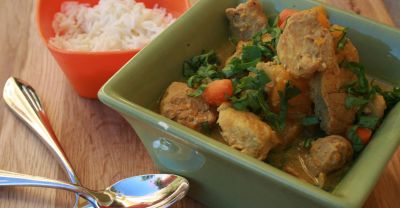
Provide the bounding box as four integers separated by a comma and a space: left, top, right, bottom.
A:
49, 0, 175, 51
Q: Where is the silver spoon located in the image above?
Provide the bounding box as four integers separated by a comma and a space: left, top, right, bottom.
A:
2, 77, 190, 207
3, 77, 85, 206
0, 169, 189, 207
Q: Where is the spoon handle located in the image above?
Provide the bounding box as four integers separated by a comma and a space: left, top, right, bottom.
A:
2, 77, 79, 185
0, 170, 99, 207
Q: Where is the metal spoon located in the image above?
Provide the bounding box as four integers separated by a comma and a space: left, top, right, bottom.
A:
0, 169, 189, 207
3, 77, 85, 206
2, 77, 190, 207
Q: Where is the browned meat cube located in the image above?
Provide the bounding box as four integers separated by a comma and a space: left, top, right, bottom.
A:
217, 103, 279, 160
277, 9, 337, 78
160, 82, 217, 130
310, 69, 357, 135
310, 135, 353, 173
225, 0, 267, 40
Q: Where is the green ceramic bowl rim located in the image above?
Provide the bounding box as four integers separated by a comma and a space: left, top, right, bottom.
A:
99, 0, 400, 207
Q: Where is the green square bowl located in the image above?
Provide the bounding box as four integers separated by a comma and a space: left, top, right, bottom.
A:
99, 0, 400, 207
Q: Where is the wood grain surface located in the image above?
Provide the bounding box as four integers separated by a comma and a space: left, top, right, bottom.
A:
0, 0, 399, 207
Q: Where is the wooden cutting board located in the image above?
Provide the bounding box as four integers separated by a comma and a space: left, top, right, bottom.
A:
0, 0, 398, 208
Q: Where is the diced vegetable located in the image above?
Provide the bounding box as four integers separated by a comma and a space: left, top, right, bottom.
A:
202, 79, 233, 106
330, 25, 349, 50
278, 9, 298, 29
347, 125, 364, 152
356, 127, 372, 144
312, 6, 330, 28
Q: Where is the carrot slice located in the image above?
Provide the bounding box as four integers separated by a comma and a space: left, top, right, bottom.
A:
202, 79, 233, 106
278, 9, 298, 29
356, 127, 373, 144
312, 6, 330, 28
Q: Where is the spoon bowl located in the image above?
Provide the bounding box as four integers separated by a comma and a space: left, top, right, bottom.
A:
106, 174, 189, 207
0, 170, 189, 208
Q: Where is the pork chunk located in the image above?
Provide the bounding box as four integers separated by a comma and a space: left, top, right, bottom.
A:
310, 135, 353, 173
217, 103, 279, 160
225, 0, 267, 40
277, 9, 337, 78
160, 82, 217, 130
310, 69, 357, 135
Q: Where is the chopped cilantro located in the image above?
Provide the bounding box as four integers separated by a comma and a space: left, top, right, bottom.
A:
183, 50, 218, 78
381, 87, 400, 112
358, 115, 379, 129
344, 96, 369, 109
268, 15, 279, 28
347, 125, 364, 152
277, 82, 301, 131
186, 64, 223, 88
251, 27, 282, 61
228, 69, 292, 131
303, 137, 315, 149
189, 84, 207, 97
330, 26, 349, 50
200, 122, 212, 135
301, 116, 320, 126
231, 89, 263, 112
230, 70, 271, 112
222, 57, 258, 78
242, 45, 262, 63
337, 28, 349, 50
342, 62, 370, 96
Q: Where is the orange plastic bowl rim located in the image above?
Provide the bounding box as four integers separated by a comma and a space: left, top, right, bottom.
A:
36, 0, 190, 98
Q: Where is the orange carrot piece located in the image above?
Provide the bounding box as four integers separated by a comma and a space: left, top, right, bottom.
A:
278, 9, 298, 29
356, 127, 373, 144
202, 79, 233, 106
312, 6, 330, 28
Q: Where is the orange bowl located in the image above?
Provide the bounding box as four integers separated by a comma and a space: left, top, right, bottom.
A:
36, 0, 190, 98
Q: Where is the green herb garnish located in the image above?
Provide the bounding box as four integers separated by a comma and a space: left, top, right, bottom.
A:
303, 137, 315, 149
187, 64, 223, 88
358, 115, 379, 129
347, 125, 364, 152
337, 28, 349, 50
251, 26, 282, 61
230, 69, 270, 111
342, 62, 370, 96
344, 96, 369, 109
189, 84, 207, 97
330, 26, 349, 50
301, 116, 320, 126
183, 50, 218, 78
200, 122, 212, 135
381, 87, 400, 112
276, 82, 301, 131
242, 45, 262, 63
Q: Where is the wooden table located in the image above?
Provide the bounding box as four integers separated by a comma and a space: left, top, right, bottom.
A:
0, 0, 399, 207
